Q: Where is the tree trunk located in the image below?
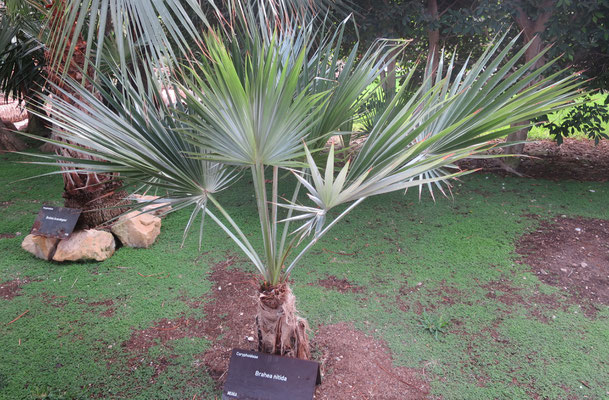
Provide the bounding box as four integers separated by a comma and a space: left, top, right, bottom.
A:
504, 0, 554, 164
426, 0, 440, 74
62, 169, 128, 229
381, 57, 397, 100
256, 282, 311, 359
45, 1, 128, 227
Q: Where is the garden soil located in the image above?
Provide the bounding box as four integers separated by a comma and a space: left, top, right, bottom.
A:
516, 216, 609, 317
0, 277, 32, 300
458, 138, 609, 181
166, 257, 430, 399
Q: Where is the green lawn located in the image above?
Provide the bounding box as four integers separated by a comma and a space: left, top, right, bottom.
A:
1, 151, 608, 399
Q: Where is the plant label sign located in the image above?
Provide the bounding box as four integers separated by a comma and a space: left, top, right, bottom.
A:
222, 349, 321, 400
30, 205, 81, 239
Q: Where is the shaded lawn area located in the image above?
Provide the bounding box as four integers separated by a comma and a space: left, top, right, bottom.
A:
1, 151, 608, 399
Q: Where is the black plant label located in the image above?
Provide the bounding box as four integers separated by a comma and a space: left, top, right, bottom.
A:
30, 205, 81, 239
222, 349, 321, 400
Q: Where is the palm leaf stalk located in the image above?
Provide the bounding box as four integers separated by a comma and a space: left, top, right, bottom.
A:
26, 15, 580, 359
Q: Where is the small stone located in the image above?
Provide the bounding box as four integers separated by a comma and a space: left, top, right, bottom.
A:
580, 262, 588, 268
560, 268, 568, 273
575, 228, 581, 232
218, 286, 222, 291
589, 190, 596, 193
247, 336, 254, 342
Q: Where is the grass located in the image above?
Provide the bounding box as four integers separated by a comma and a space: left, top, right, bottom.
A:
1, 151, 609, 399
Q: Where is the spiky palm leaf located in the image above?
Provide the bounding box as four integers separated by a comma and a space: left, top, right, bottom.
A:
26, 16, 580, 286
0, 5, 46, 104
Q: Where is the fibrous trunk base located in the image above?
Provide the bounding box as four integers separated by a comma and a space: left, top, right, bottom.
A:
63, 178, 128, 229
257, 282, 310, 360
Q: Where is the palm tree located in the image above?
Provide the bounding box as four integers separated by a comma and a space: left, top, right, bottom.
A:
18, 0, 322, 225
12, 0, 349, 227
29, 0, 581, 359
0, 2, 47, 150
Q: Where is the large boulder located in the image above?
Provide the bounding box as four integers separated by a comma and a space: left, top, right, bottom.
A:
21, 234, 60, 260
53, 230, 115, 262
111, 211, 161, 248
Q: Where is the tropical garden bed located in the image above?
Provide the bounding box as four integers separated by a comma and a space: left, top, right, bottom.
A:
1, 149, 608, 399
1, 0, 607, 398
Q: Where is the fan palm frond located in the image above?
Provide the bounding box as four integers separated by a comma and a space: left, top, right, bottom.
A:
23, 20, 580, 286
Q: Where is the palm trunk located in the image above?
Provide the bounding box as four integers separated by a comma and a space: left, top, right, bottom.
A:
46, 1, 127, 228
380, 57, 397, 100
0, 99, 27, 123
256, 282, 311, 359
61, 168, 128, 228
0, 99, 27, 151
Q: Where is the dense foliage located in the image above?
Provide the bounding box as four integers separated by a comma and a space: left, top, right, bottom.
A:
347, 0, 609, 145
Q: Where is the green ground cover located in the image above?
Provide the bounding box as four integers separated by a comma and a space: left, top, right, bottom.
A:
1, 151, 608, 399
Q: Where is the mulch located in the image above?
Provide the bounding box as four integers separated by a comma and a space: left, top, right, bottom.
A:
516, 216, 609, 317
458, 138, 609, 181
313, 323, 429, 399
0, 278, 31, 300
314, 275, 364, 294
